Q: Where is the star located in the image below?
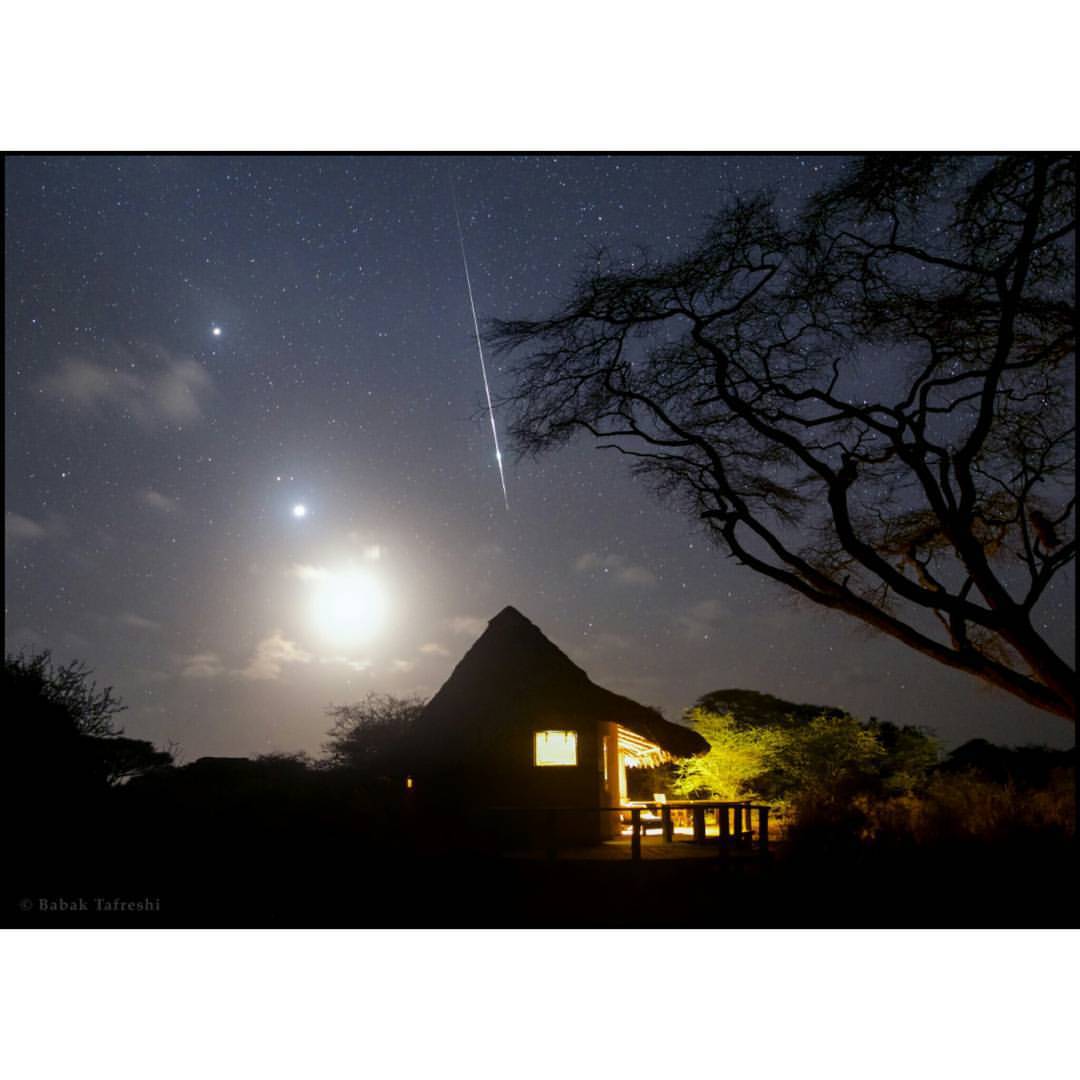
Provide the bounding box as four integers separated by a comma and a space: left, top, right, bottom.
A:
211, 326, 222, 337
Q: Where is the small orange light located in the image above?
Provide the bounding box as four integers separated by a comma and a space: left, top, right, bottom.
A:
405, 776, 414, 789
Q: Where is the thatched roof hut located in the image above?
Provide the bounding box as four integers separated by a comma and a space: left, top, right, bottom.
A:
413, 607, 707, 836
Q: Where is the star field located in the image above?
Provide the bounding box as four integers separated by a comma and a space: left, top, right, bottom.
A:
5, 154, 1074, 757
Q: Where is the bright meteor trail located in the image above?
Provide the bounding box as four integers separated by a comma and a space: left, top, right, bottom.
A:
451, 179, 510, 511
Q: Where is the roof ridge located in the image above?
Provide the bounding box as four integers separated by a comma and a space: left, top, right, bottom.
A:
419, 607, 709, 759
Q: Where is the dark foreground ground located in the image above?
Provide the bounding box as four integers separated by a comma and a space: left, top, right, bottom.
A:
10, 758, 1076, 928
10, 833, 1077, 928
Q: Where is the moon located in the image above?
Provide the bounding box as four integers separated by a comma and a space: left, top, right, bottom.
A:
212, 326, 222, 337
310, 569, 387, 647
292, 504, 308, 519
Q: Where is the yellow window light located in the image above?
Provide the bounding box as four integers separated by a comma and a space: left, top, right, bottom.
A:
534, 730, 578, 767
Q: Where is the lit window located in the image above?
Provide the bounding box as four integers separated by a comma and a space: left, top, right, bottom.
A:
534, 730, 578, 766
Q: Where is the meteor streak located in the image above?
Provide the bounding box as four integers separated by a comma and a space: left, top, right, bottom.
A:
450, 178, 510, 511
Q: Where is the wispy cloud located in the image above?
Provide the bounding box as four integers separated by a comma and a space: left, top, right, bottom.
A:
5, 512, 47, 542
419, 642, 450, 656
176, 633, 410, 684
677, 600, 726, 640
617, 564, 658, 587
449, 616, 486, 638
42, 345, 213, 428
142, 489, 178, 513
333, 657, 373, 673
591, 631, 632, 651
574, 551, 657, 587
289, 564, 331, 582
119, 612, 161, 631
180, 652, 226, 679
239, 632, 313, 681
343, 531, 387, 561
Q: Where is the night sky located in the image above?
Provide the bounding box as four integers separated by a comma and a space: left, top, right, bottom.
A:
5, 154, 1074, 760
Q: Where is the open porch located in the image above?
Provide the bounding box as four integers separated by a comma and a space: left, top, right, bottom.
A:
489, 800, 772, 861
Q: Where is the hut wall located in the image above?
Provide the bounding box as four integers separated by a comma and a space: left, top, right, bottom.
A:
422, 711, 622, 845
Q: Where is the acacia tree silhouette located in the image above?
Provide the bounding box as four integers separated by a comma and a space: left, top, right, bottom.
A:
322, 693, 425, 774
493, 155, 1075, 720
5, 650, 172, 787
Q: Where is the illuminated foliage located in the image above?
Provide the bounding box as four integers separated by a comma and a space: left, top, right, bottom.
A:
756, 714, 887, 815
674, 701, 940, 822
671, 709, 780, 802
866, 768, 1075, 844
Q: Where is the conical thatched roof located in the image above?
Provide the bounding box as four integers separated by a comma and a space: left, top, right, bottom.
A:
419, 606, 708, 759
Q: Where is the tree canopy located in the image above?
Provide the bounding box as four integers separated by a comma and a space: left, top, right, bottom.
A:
492, 155, 1075, 721
673, 693, 940, 817
322, 693, 425, 775
5, 649, 173, 788
6, 649, 126, 738
693, 688, 849, 729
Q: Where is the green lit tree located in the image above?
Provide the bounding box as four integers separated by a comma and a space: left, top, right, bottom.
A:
671, 708, 779, 801
674, 701, 940, 821
756, 714, 887, 815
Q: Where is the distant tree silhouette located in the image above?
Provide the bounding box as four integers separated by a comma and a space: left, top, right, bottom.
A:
4, 650, 172, 789
322, 693, 425, 775
493, 155, 1075, 721
693, 688, 849, 730
867, 718, 942, 797
6, 650, 126, 736
939, 737, 1075, 788
90, 734, 174, 786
